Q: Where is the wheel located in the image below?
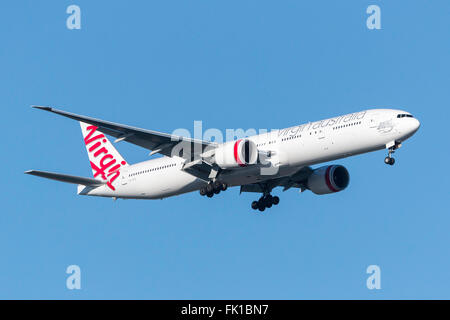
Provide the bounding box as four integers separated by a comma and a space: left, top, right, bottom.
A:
389, 157, 395, 165
199, 187, 207, 196
251, 201, 258, 210
221, 183, 228, 191
214, 188, 221, 194
206, 192, 213, 198
213, 181, 222, 191
265, 195, 273, 208
206, 183, 214, 193
257, 199, 265, 211
272, 196, 280, 205
384, 157, 391, 165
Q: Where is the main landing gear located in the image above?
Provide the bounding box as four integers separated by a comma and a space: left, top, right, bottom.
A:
251, 194, 280, 212
199, 181, 228, 198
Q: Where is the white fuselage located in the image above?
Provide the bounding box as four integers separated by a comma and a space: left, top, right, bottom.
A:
79, 109, 420, 199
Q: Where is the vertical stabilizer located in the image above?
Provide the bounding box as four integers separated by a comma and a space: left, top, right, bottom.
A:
80, 122, 129, 191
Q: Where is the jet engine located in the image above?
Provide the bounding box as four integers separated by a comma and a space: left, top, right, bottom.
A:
214, 139, 258, 169
307, 165, 350, 195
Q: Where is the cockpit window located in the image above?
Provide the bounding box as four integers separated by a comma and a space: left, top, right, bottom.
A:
397, 114, 413, 118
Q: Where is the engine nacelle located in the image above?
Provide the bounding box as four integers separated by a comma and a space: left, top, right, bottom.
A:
307, 165, 350, 195
214, 139, 258, 169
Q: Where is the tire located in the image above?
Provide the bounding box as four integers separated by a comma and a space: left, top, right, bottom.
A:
206, 183, 214, 193
272, 196, 280, 205
199, 187, 206, 196
213, 181, 222, 191
390, 158, 395, 165
257, 200, 265, 211
206, 192, 213, 198
384, 157, 391, 165
251, 201, 258, 210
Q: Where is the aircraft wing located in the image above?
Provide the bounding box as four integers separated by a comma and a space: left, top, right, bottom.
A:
32, 106, 216, 159
25, 170, 105, 186
239, 166, 313, 193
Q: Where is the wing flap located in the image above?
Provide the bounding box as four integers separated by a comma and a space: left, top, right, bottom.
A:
181, 159, 214, 182
25, 170, 105, 186
239, 166, 313, 194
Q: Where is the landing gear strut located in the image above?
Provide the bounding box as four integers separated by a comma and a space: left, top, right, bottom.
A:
199, 181, 228, 198
251, 194, 280, 212
384, 145, 397, 166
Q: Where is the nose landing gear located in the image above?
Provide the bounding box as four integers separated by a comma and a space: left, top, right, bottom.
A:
251, 194, 280, 212
384, 144, 399, 166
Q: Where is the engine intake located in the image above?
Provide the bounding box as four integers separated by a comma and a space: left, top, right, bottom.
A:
214, 139, 258, 169
307, 165, 350, 195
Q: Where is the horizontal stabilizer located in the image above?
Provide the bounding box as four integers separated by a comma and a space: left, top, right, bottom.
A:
25, 170, 105, 186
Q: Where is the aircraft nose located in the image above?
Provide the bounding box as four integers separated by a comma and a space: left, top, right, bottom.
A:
411, 118, 420, 133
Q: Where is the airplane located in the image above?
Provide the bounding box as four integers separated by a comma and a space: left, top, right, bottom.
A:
26, 106, 420, 211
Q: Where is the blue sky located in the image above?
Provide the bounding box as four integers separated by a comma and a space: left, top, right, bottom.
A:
1, 1, 449, 299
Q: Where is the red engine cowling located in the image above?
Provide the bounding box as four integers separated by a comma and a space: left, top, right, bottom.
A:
307, 165, 350, 195
214, 139, 258, 169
